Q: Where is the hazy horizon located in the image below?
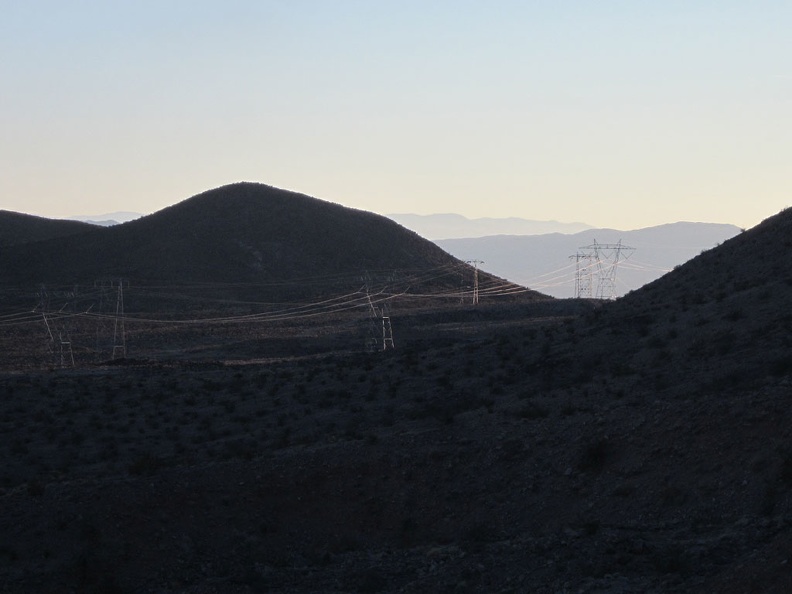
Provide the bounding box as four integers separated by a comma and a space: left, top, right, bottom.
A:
2, 2, 790, 229
54, 204, 745, 236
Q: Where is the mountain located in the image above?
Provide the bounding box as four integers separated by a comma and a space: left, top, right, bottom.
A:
0, 210, 95, 247
68, 211, 144, 226
0, 182, 526, 301
386, 212, 593, 239
438, 221, 742, 298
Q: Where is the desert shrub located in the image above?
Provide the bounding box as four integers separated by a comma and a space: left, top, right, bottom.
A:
9, 440, 29, 455
436, 371, 453, 389
779, 449, 792, 485
714, 330, 736, 355
461, 521, 496, 553
397, 516, 418, 546
0, 545, 18, 563
769, 355, 792, 377
127, 453, 163, 475
612, 482, 636, 497
761, 481, 780, 516
582, 519, 600, 536
275, 428, 291, 448
409, 392, 487, 424
654, 349, 672, 363
344, 416, 365, 440
222, 438, 257, 461
516, 401, 549, 420
693, 315, 709, 326
651, 544, 691, 575
610, 361, 633, 377
723, 308, 744, 322
498, 438, 525, 460
660, 485, 685, 506
380, 406, 395, 427
560, 403, 577, 416
27, 479, 45, 497
352, 567, 387, 594
577, 438, 609, 473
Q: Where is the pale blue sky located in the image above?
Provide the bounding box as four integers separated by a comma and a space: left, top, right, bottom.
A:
1, 1, 790, 229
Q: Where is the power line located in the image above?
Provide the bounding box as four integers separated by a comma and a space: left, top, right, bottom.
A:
2, 265, 544, 364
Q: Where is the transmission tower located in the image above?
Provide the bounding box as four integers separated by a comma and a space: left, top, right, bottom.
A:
36, 284, 76, 367
570, 240, 634, 299
37, 285, 56, 359
381, 302, 395, 350
570, 253, 595, 299
57, 330, 75, 367
362, 273, 395, 352
93, 280, 111, 359
466, 260, 484, 305
112, 280, 126, 359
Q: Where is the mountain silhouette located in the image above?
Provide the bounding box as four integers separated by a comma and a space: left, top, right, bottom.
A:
0, 182, 527, 300
386, 212, 593, 239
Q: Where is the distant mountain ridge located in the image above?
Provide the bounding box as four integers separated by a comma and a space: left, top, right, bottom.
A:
68, 211, 144, 226
386, 213, 593, 239
437, 222, 742, 298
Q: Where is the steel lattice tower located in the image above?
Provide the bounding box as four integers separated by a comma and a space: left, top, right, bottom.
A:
466, 260, 484, 305
571, 240, 634, 299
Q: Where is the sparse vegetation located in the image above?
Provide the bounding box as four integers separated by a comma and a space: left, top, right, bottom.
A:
0, 187, 791, 593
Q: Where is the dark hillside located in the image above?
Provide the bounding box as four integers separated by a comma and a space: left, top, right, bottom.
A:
0, 210, 95, 247
0, 183, 522, 300
572, 206, 792, 392
614, 206, 791, 313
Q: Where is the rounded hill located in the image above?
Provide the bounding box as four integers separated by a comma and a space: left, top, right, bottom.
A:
0, 183, 528, 300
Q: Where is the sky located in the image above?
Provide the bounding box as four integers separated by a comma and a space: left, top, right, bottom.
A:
1, 1, 790, 230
